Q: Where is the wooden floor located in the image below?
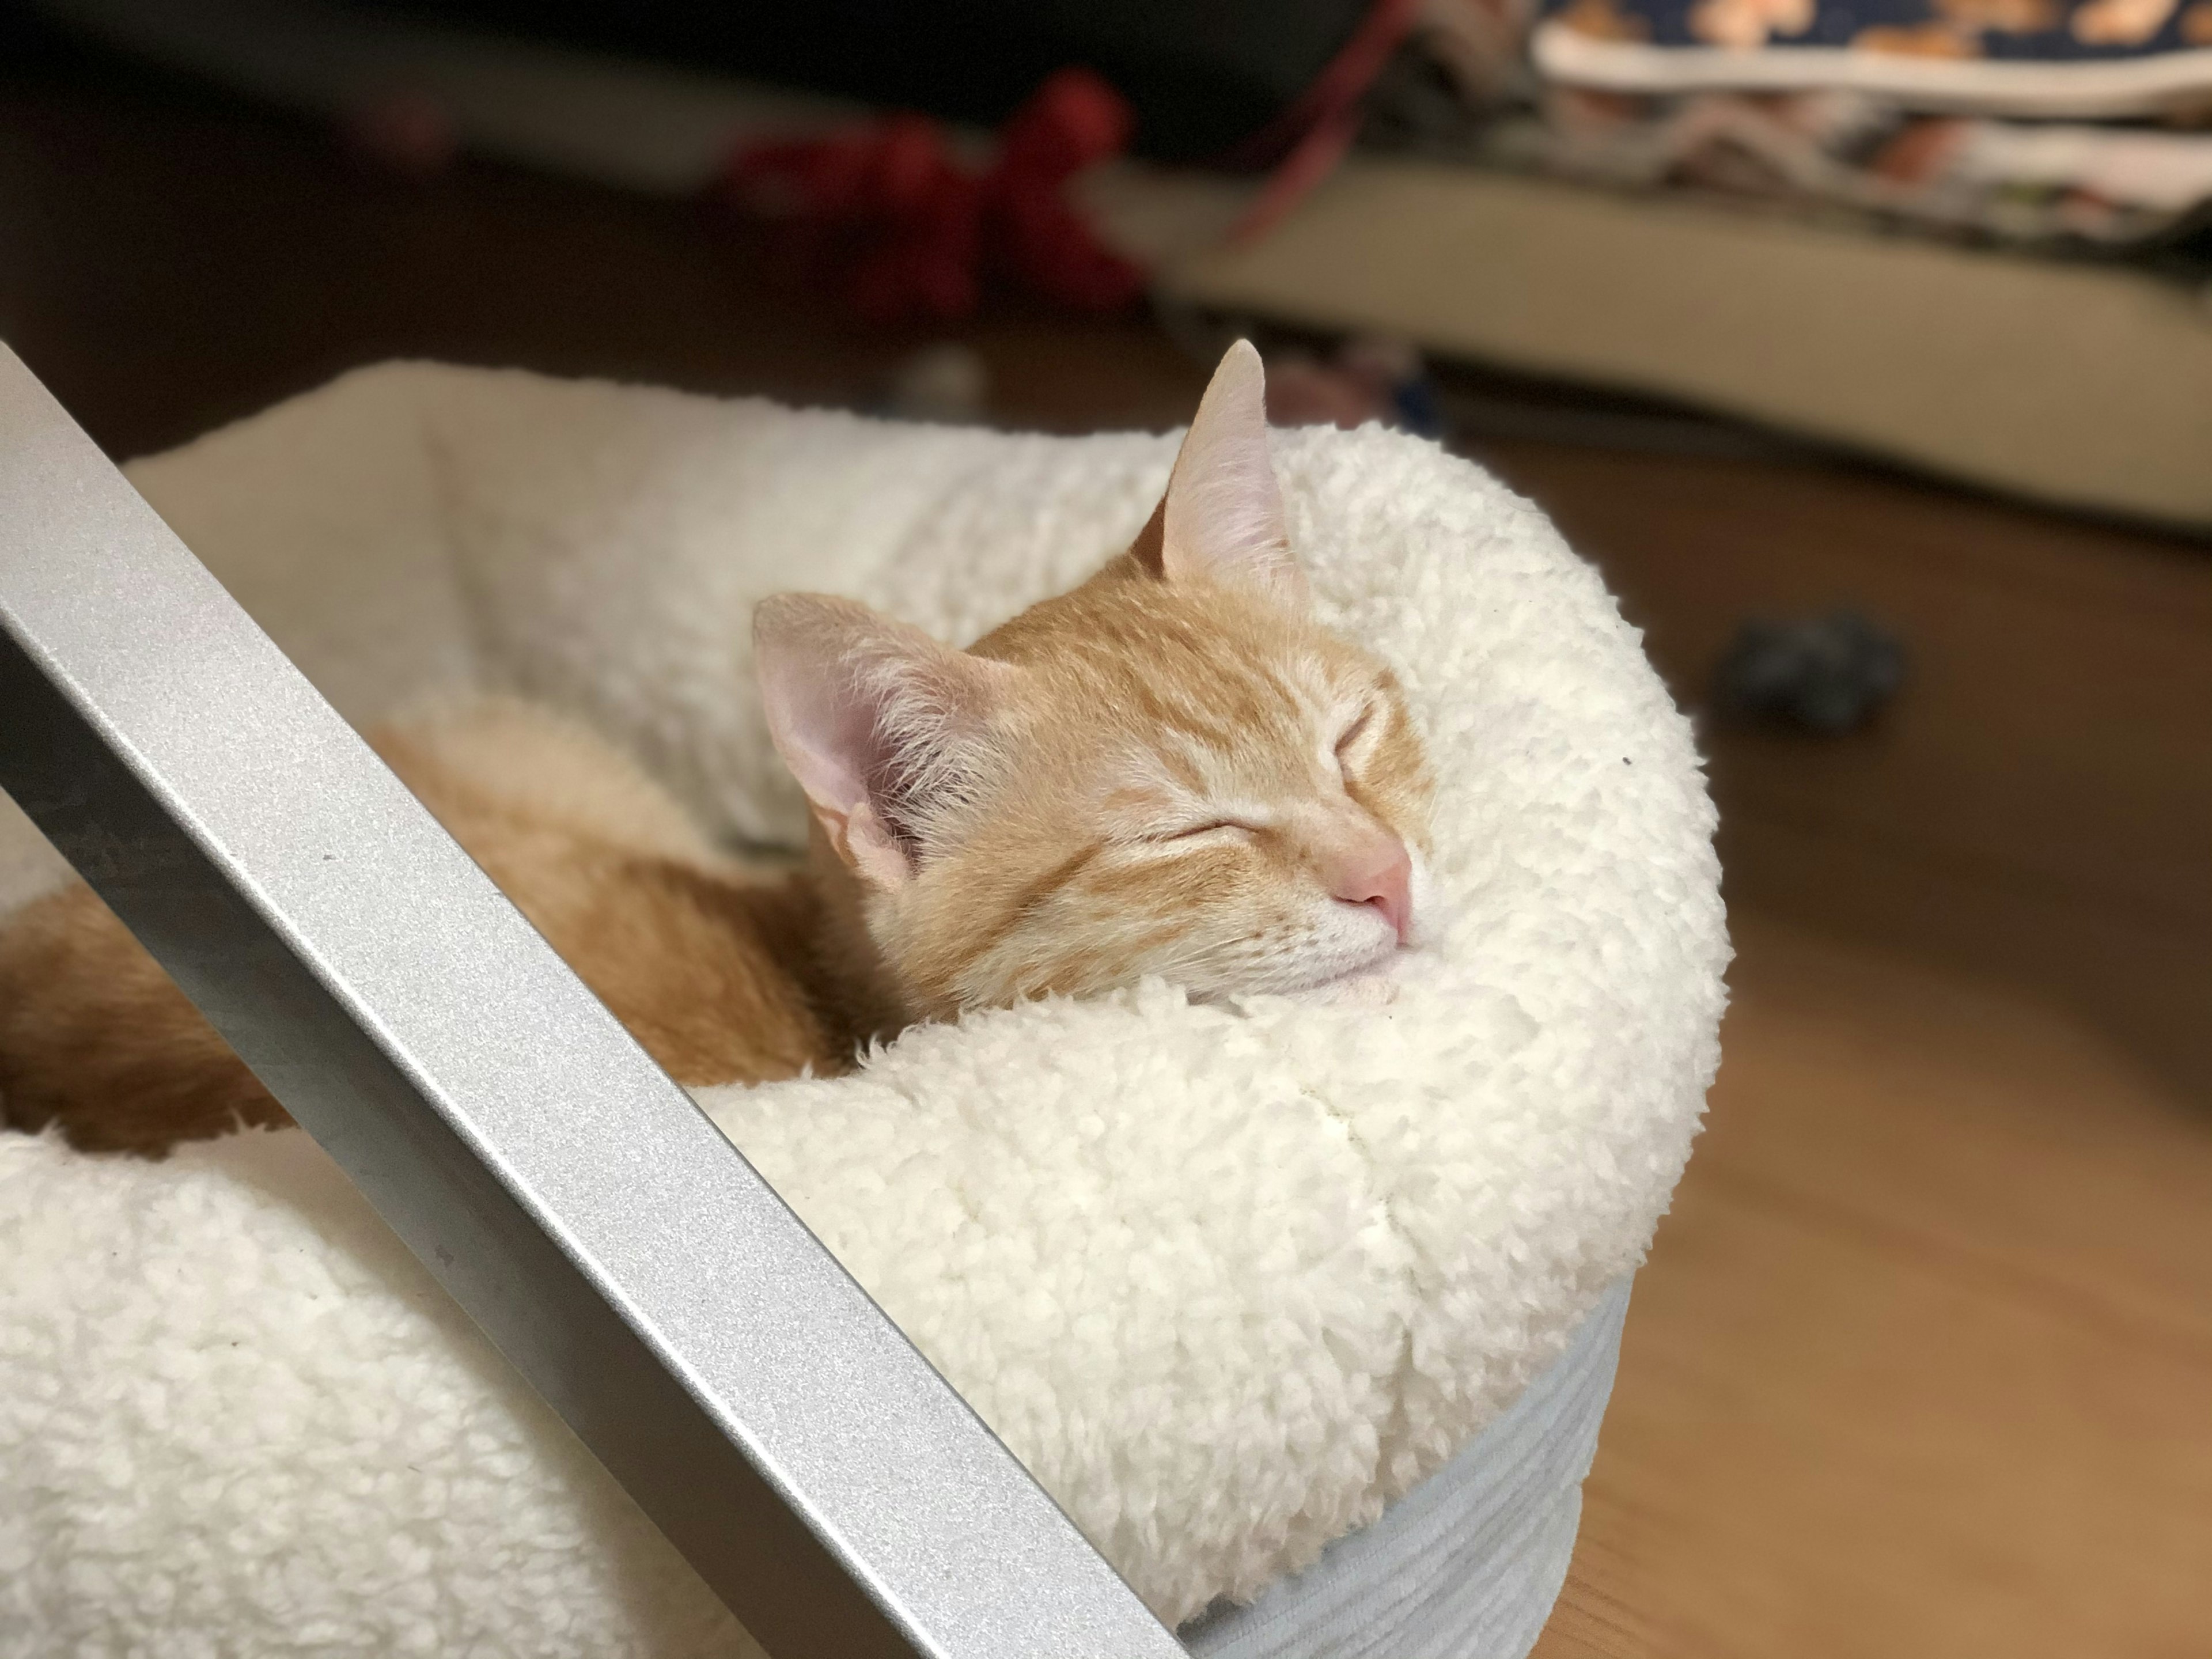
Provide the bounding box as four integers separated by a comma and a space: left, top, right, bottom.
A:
5, 26, 2210, 1654
1535, 919, 2212, 1659
1486, 443, 2212, 1104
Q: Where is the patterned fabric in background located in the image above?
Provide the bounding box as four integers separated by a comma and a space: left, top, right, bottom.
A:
1538, 0, 2212, 71
1365, 0, 2212, 247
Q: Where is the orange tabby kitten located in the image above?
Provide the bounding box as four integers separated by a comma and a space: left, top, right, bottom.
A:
0, 343, 1433, 1157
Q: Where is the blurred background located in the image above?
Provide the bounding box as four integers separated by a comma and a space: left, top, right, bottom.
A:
2, 1, 2206, 1653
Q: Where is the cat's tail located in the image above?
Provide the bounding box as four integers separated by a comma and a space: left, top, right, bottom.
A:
0, 882, 291, 1158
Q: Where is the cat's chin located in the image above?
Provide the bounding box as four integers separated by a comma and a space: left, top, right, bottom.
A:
1281, 944, 1415, 1007
1297, 967, 1403, 1009
1189, 939, 1408, 1008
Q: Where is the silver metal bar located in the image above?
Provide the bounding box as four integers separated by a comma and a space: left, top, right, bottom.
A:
0, 344, 1184, 1659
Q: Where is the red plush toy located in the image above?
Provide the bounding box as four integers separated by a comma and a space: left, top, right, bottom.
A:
721, 69, 1147, 325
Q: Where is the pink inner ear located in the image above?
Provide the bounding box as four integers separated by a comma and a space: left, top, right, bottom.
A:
1161, 340, 1306, 607
753, 593, 1013, 891
755, 646, 910, 887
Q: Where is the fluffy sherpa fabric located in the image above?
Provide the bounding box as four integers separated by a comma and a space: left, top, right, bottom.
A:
0, 365, 1727, 1656
1184, 1277, 1631, 1658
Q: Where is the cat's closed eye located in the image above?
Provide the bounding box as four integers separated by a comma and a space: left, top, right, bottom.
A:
1154, 819, 1257, 844
1335, 706, 1374, 757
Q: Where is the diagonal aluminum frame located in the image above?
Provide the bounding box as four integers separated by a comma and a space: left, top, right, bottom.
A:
0, 344, 1185, 1659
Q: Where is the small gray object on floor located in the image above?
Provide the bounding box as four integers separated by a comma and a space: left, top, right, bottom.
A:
1715, 609, 1907, 735
1181, 1278, 1632, 1659
882, 344, 993, 426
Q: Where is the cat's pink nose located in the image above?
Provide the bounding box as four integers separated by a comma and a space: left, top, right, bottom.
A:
1331, 842, 1412, 944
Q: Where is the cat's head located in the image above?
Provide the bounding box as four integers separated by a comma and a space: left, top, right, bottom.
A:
755, 341, 1434, 1018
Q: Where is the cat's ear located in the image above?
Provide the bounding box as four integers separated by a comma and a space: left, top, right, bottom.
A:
753, 594, 1016, 893
1137, 339, 1306, 609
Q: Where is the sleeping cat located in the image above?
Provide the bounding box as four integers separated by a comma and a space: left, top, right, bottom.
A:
0, 342, 1433, 1157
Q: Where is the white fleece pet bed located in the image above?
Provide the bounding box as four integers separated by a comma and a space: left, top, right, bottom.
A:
0, 364, 1726, 1657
